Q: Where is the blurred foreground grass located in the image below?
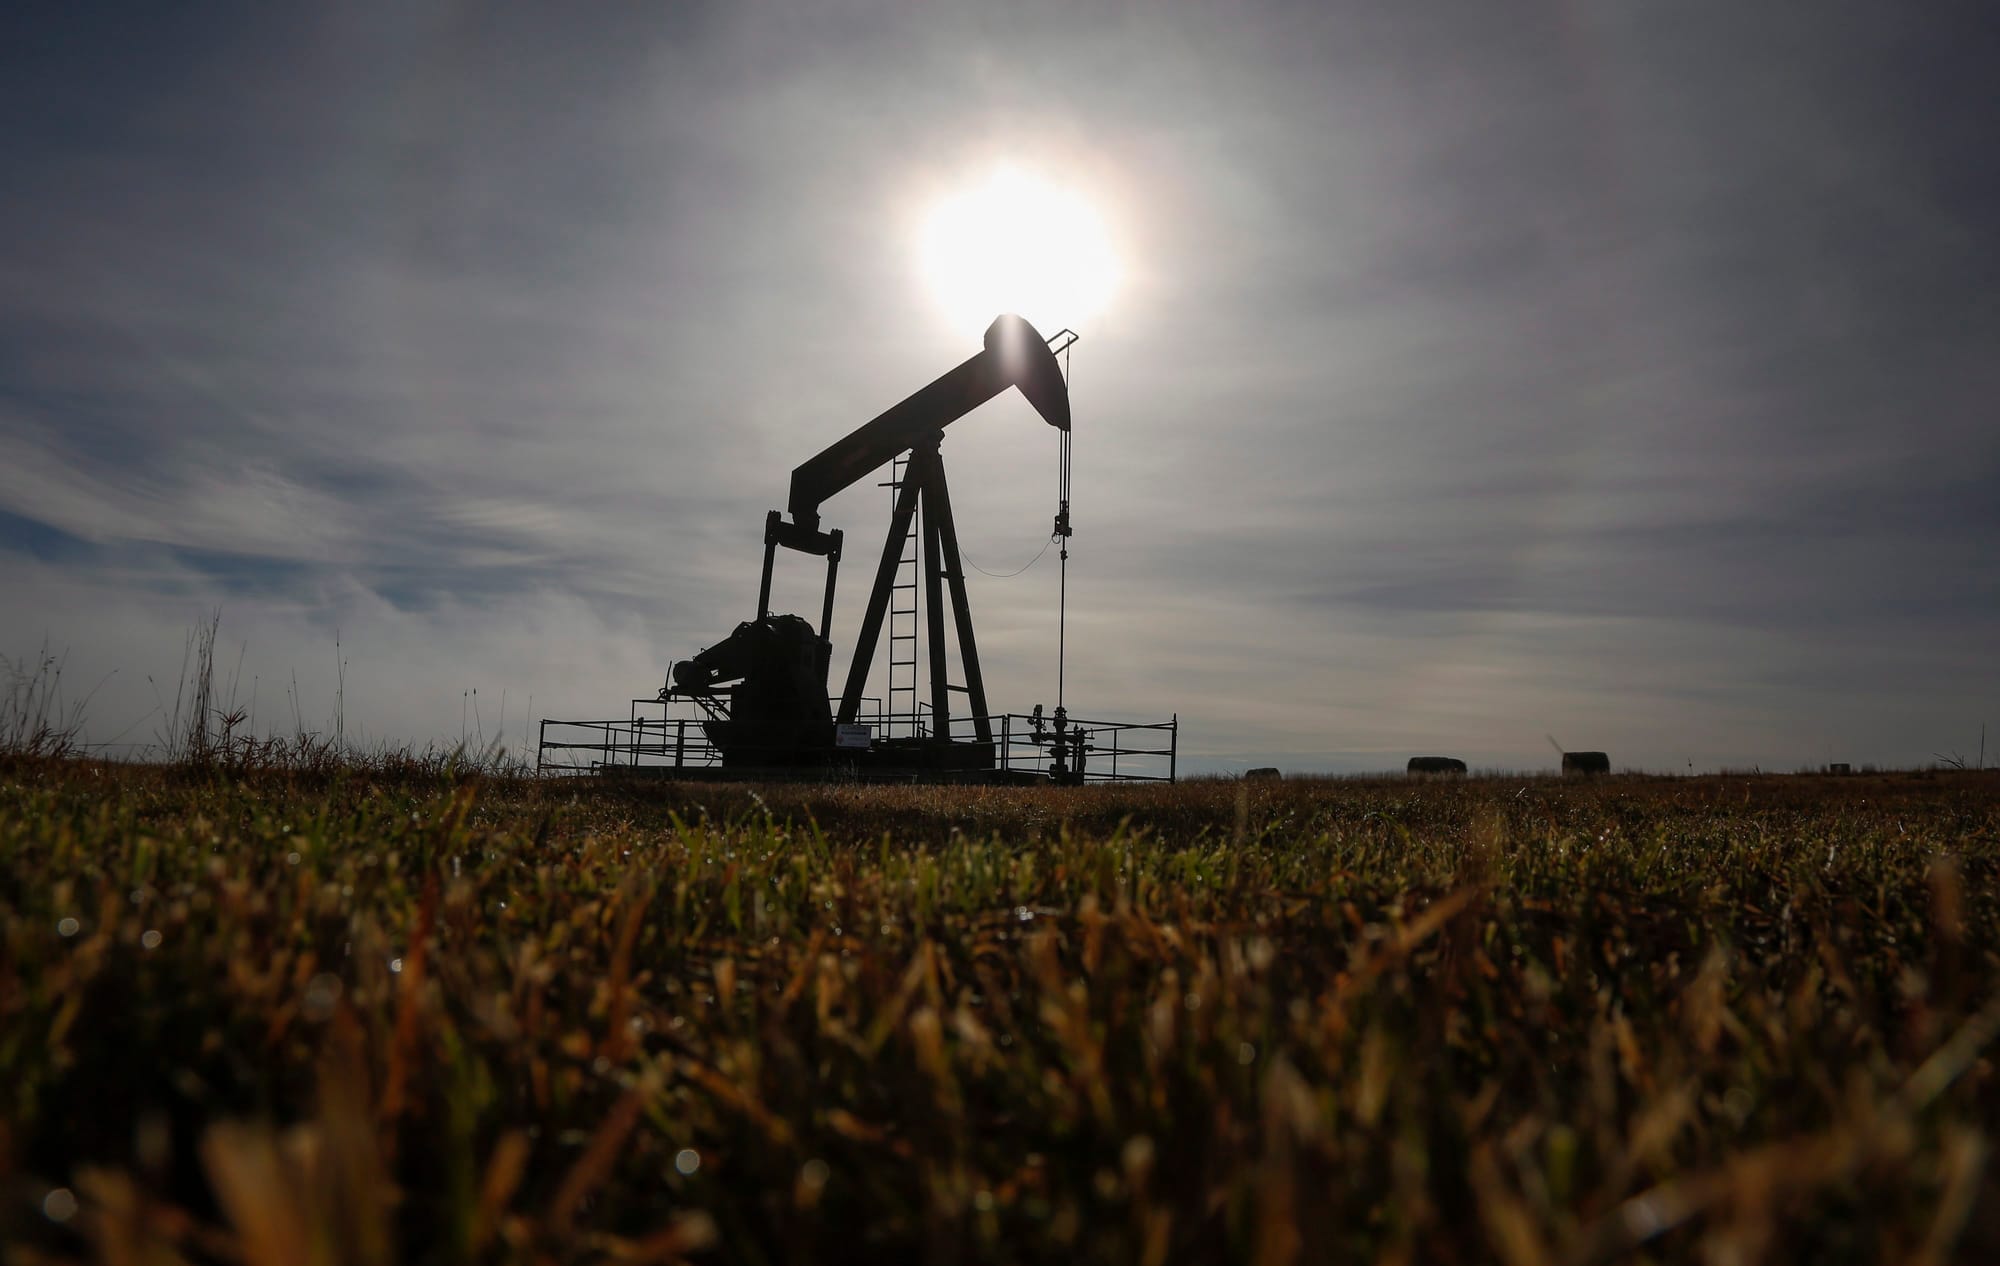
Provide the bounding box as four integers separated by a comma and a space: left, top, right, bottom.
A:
3, 760, 1999, 1264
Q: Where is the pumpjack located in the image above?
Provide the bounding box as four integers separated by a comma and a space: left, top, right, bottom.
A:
538, 315, 1177, 783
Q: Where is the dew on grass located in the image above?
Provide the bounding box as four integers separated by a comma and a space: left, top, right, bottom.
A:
302, 973, 343, 1021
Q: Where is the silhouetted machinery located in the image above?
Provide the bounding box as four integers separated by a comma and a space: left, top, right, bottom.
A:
538, 316, 1177, 783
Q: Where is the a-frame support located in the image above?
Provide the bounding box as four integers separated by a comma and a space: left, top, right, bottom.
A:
838, 455, 923, 724
921, 447, 992, 741
836, 435, 992, 743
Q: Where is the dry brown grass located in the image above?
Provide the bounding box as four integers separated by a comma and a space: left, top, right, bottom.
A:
2, 762, 1998, 1263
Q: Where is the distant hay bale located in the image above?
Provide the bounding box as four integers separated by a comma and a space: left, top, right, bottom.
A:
1244, 767, 1282, 781
1406, 756, 1467, 776
1561, 751, 1610, 775
1828, 763, 1852, 775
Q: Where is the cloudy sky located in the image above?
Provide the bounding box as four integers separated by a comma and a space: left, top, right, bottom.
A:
3, 1, 1996, 774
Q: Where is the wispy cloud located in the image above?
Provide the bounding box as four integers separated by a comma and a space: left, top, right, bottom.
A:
3, 1, 1996, 772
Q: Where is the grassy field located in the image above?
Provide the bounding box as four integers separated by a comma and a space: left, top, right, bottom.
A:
3, 760, 1998, 1264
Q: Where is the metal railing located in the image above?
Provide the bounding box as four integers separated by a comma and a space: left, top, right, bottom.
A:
992, 712, 1178, 783
537, 696, 1175, 783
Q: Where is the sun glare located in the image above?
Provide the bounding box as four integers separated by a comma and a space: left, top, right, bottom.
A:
919, 166, 1118, 337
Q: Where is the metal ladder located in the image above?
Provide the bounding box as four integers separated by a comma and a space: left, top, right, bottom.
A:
885, 454, 920, 737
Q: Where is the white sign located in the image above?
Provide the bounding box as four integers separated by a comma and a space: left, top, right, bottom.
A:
834, 724, 872, 750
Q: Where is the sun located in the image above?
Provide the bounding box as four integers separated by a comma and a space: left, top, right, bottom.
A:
918, 166, 1119, 338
